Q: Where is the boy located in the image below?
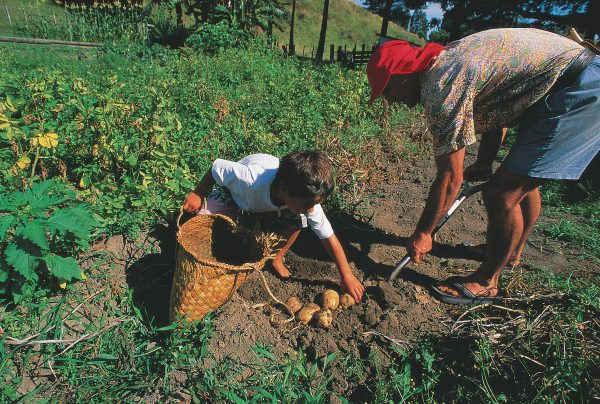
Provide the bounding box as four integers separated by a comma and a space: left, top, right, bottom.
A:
182, 150, 365, 301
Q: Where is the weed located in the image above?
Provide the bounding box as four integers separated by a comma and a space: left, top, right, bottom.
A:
0, 179, 99, 303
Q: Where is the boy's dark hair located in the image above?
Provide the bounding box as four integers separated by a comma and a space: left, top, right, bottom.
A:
276, 151, 334, 199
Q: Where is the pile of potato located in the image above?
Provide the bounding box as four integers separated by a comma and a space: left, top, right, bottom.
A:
286, 290, 356, 329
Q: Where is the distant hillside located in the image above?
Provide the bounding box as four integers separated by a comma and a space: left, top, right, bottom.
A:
273, 0, 424, 53
0, 0, 424, 52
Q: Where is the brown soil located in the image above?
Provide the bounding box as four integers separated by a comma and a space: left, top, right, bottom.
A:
94, 148, 599, 398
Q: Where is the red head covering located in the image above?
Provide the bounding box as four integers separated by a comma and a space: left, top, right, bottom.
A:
367, 40, 445, 105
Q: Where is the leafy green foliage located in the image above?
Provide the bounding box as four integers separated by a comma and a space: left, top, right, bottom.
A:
0, 179, 99, 302
185, 22, 251, 54
0, 40, 384, 235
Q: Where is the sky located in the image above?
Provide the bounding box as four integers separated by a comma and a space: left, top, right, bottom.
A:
351, 0, 444, 20
425, 2, 443, 21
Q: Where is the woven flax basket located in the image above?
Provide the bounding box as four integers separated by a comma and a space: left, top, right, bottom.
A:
169, 213, 273, 322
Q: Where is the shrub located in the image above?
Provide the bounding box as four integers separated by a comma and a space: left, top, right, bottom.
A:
185, 22, 251, 54
0, 180, 99, 303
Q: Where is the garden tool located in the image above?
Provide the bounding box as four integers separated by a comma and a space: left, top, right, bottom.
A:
387, 180, 488, 283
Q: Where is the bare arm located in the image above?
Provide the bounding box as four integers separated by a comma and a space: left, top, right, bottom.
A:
464, 127, 507, 180
182, 168, 215, 213
321, 234, 365, 301
407, 148, 465, 263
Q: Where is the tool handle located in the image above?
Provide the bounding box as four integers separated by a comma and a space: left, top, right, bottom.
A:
387, 181, 486, 284
387, 253, 411, 283
432, 194, 467, 235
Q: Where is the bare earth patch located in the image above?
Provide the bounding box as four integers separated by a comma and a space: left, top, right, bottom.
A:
30, 149, 593, 400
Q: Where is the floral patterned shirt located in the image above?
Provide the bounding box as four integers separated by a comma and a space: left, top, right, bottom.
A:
421, 28, 584, 156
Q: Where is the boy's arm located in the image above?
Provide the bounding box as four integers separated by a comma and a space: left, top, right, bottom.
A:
183, 168, 215, 213
320, 234, 365, 301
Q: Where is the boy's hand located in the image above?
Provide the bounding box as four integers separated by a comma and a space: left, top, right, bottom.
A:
341, 273, 365, 301
182, 192, 204, 213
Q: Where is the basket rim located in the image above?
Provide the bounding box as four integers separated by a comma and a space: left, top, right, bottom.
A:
176, 213, 271, 271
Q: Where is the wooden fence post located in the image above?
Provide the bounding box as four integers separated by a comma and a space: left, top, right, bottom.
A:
311, 47, 314, 59
5, 6, 11, 25
329, 44, 334, 63
52, 12, 57, 24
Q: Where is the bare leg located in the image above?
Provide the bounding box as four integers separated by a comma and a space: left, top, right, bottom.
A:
271, 227, 301, 277
511, 186, 541, 265
439, 168, 541, 297
465, 186, 541, 266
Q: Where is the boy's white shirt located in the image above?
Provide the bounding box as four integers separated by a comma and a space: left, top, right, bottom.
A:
211, 153, 334, 240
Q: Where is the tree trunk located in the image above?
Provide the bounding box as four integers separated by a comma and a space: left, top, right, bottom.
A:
315, 0, 330, 61
583, 0, 599, 39
175, 1, 184, 26
380, 0, 393, 38
289, 0, 296, 55
449, 1, 466, 41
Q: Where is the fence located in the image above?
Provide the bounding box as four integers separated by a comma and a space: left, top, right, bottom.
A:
275, 42, 376, 67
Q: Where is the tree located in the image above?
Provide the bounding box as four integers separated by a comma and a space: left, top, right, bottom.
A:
288, 0, 297, 54
380, 0, 394, 37
363, 0, 425, 39
315, 0, 330, 61
434, 0, 599, 41
410, 8, 428, 38
429, 17, 441, 31
517, 0, 599, 39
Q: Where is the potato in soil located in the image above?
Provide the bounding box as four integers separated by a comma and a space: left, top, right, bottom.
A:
286, 296, 302, 314
339, 293, 356, 309
295, 303, 321, 324
314, 309, 333, 328
320, 289, 340, 310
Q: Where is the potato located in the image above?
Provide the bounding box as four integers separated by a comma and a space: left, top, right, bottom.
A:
295, 303, 321, 324
319, 289, 340, 311
286, 296, 303, 314
339, 293, 356, 309
314, 309, 333, 328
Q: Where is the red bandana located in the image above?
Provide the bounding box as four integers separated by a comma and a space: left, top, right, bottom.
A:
367, 40, 445, 105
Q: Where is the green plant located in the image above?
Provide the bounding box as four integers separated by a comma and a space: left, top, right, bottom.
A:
185, 22, 251, 54
370, 344, 440, 403
13, 3, 148, 43
220, 348, 338, 402
0, 179, 99, 303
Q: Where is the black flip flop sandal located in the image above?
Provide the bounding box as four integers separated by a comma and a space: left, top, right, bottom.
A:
431, 281, 499, 305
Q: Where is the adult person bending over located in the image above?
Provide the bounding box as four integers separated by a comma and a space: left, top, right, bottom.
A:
367, 28, 600, 304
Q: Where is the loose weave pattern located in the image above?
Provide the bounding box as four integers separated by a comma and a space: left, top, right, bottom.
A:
169, 214, 272, 322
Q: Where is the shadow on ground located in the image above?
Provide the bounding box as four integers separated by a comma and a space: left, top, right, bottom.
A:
125, 218, 181, 327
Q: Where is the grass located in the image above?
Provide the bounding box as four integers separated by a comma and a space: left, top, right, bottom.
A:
273, 0, 424, 52
0, 0, 64, 34
538, 181, 600, 261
